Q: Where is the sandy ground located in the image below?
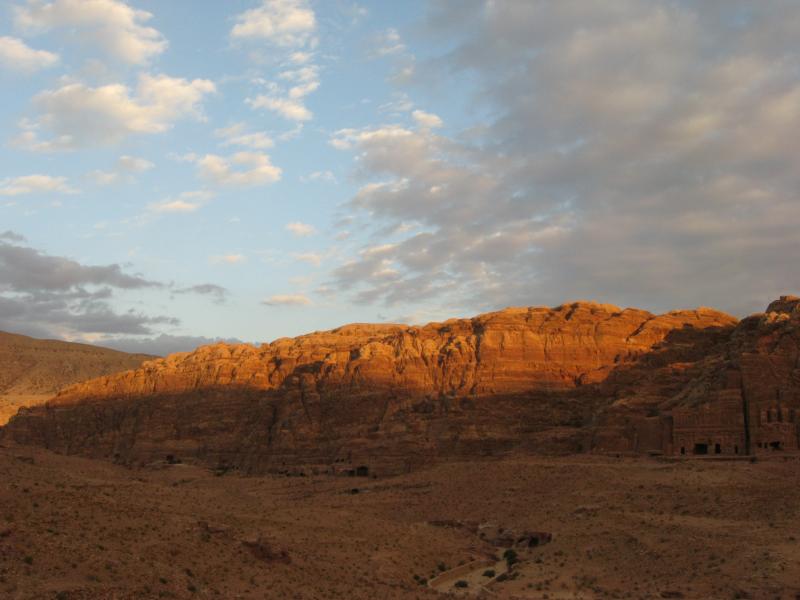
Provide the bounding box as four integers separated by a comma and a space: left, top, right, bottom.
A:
0, 445, 798, 600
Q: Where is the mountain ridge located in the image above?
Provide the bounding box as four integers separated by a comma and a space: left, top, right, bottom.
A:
3, 297, 798, 474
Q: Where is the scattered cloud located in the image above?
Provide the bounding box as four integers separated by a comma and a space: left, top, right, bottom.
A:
0, 231, 26, 243
231, 0, 316, 47
0, 36, 59, 72
13, 0, 167, 65
411, 109, 442, 129
371, 28, 405, 57
378, 92, 413, 114
0, 174, 76, 196
147, 195, 203, 214
285, 221, 316, 237
211, 254, 246, 265
89, 155, 154, 186
237, 1, 320, 122
87, 170, 119, 186
262, 293, 311, 306
191, 152, 282, 187
292, 252, 322, 266
247, 91, 313, 122
173, 283, 228, 304
15, 74, 215, 151
300, 170, 337, 183
214, 122, 274, 150
117, 155, 154, 173
0, 235, 174, 338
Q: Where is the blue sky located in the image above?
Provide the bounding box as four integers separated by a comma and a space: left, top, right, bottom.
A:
1, 1, 799, 354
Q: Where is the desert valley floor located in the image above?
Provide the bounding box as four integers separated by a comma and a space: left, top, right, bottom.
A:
1, 445, 798, 600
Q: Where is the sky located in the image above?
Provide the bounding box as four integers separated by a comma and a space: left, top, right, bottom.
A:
0, 0, 798, 355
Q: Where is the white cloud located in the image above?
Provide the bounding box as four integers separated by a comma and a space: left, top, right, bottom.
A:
372, 28, 405, 57
87, 170, 118, 186
191, 152, 282, 187
289, 50, 312, 64
231, 0, 316, 47
211, 254, 246, 265
89, 155, 154, 186
292, 252, 322, 266
14, 0, 167, 65
147, 191, 211, 214
247, 93, 312, 122
16, 74, 215, 151
300, 170, 337, 183
330, 124, 417, 151
214, 122, 274, 150
236, 2, 320, 122
412, 109, 443, 129
262, 293, 311, 306
0, 174, 76, 196
149, 200, 199, 214
280, 65, 320, 97
0, 36, 58, 72
117, 155, 154, 173
378, 92, 413, 114
285, 221, 316, 237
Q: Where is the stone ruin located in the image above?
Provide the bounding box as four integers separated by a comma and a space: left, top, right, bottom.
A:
670, 396, 799, 456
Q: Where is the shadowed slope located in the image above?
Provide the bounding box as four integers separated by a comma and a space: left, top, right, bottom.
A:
0, 331, 153, 426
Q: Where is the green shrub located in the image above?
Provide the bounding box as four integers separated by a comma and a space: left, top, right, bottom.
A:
482, 569, 496, 578
454, 580, 468, 588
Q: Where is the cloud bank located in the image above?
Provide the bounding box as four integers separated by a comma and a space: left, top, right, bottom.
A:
331, 0, 800, 316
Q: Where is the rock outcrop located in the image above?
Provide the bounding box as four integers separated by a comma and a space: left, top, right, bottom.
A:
0, 301, 740, 472
50, 302, 735, 401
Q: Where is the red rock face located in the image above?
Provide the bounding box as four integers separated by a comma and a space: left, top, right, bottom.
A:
12, 299, 796, 473
50, 302, 736, 403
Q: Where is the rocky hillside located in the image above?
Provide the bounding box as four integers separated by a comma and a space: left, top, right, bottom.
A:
51, 302, 735, 401
0, 331, 152, 426
1, 300, 751, 472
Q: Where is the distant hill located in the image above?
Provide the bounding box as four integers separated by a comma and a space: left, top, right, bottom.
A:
0, 331, 152, 425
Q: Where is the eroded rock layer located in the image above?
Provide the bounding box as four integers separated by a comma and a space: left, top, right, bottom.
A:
3, 299, 799, 473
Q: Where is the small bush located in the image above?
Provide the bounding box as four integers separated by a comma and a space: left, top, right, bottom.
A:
482, 569, 496, 578
454, 580, 468, 588
503, 549, 518, 567
437, 562, 447, 572
23, 555, 33, 565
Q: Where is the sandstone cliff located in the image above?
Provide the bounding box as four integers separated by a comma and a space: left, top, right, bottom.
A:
2, 301, 747, 472
51, 302, 735, 401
